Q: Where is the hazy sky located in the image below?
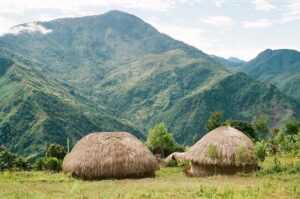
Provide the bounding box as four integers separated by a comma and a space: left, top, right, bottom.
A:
0, 0, 299, 60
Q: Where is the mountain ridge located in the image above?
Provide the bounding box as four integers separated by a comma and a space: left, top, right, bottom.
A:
239, 49, 300, 101
0, 10, 299, 155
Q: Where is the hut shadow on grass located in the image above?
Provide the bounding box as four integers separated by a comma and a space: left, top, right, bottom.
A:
65, 171, 157, 181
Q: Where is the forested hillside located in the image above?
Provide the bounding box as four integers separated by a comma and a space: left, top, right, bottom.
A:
0, 11, 299, 155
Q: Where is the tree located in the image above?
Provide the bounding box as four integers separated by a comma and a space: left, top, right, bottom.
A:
225, 119, 258, 141
146, 123, 176, 157
254, 141, 267, 166
285, 119, 300, 135
46, 143, 66, 160
252, 115, 269, 139
206, 111, 223, 132
205, 144, 219, 174
235, 146, 253, 173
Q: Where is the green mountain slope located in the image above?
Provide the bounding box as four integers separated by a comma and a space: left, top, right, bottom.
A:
240, 49, 300, 101
0, 11, 299, 152
0, 56, 142, 156
159, 72, 300, 143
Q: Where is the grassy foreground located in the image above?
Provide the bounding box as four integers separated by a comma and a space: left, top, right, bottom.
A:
0, 156, 299, 199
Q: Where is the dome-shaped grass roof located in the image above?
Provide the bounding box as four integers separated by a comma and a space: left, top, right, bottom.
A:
63, 132, 159, 180
185, 126, 255, 166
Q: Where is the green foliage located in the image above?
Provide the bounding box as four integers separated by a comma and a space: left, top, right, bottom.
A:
46, 144, 66, 160
33, 157, 46, 171
205, 111, 223, 132
45, 157, 62, 172
254, 141, 268, 163
252, 115, 269, 139
271, 128, 280, 138
273, 130, 300, 155
33, 157, 62, 172
275, 131, 289, 153
285, 119, 300, 135
225, 119, 258, 141
146, 123, 176, 157
255, 158, 300, 176
236, 146, 254, 173
205, 144, 219, 175
0, 145, 30, 171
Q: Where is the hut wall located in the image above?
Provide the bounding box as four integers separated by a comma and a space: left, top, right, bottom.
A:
190, 163, 256, 176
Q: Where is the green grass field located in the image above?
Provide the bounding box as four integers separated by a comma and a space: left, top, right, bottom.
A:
0, 156, 299, 199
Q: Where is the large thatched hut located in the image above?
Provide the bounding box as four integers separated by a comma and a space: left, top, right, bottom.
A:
185, 126, 257, 176
63, 132, 159, 180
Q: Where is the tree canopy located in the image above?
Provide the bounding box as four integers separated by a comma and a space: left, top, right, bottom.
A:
46, 143, 66, 160
206, 111, 223, 132
224, 119, 258, 141
146, 123, 176, 157
252, 115, 269, 139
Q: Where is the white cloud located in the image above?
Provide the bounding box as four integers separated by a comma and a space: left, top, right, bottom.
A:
251, 0, 276, 12
281, 0, 300, 23
201, 16, 235, 27
241, 19, 274, 29
0, 23, 52, 36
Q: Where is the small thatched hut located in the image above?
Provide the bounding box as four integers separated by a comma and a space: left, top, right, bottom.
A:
63, 132, 159, 180
185, 126, 256, 176
164, 152, 186, 164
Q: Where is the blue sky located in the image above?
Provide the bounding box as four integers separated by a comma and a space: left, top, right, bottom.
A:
0, 0, 299, 60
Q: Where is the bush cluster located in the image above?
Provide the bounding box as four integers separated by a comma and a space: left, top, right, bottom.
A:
0, 145, 31, 171
254, 158, 300, 176
0, 143, 66, 172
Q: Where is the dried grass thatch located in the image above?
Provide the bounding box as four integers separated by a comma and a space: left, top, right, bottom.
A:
63, 132, 159, 180
164, 152, 186, 163
185, 126, 256, 175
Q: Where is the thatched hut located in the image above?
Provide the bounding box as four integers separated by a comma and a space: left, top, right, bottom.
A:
63, 132, 159, 180
164, 152, 186, 164
185, 126, 257, 176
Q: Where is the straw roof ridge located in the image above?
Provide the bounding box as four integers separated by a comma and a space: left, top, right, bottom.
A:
63, 132, 159, 180
185, 126, 255, 166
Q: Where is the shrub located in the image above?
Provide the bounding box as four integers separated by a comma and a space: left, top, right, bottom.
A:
254, 141, 268, 164
33, 157, 46, 171
0, 145, 30, 171
45, 157, 62, 172
254, 158, 300, 176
